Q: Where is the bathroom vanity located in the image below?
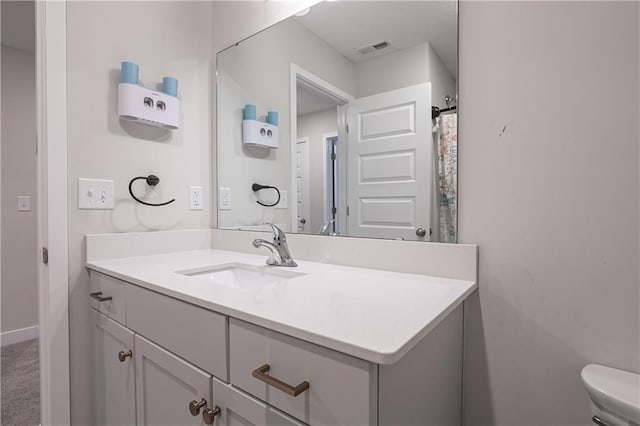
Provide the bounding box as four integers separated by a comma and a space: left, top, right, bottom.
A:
86, 230, 477, 426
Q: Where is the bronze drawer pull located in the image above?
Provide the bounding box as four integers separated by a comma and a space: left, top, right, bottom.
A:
90, 292, 113, 302
203, 406, 221, 425
118, 350, 133, 362
189, 398, 207, 416
251, 364, 309, 397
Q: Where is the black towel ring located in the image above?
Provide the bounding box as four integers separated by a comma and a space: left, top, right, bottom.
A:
128, 175, 176, 207
252, 183, 281, 207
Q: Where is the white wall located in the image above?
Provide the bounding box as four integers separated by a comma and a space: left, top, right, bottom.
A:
355, 42, 456, 103
356, 43, 429, 98
428, 44, 456, 110
297, 108, 338, 232
0, 45, 37, 336
459, 2, 639, 425
66, 2, 212, 423
212, 0, 322, 231
217, 18, 355, 231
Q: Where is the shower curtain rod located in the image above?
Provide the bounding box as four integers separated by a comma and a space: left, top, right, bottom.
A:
432, 105, 457, 119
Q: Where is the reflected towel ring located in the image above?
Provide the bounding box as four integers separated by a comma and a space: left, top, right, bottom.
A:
128, 175, 176, 207
252, 183, 281, 207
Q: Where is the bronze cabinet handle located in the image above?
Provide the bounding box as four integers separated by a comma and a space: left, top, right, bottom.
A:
251, 364, 309, 397
89, 292, 113, 302
202, 406, 221, 425
189, 399, 207, 416
118, 350, 132, 363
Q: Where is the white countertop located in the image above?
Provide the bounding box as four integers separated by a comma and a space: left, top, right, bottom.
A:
86, 249, 476, 364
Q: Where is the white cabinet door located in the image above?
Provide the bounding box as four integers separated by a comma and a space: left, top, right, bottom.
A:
135, 335, 212, 426
93, 309, 136, 426
212, 378, 304, 426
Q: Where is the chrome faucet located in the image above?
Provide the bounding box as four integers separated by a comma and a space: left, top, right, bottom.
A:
252, 223, 298, 267
319, 219, 337, 236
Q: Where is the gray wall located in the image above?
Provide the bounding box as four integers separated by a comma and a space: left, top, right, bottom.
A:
1, 45, 37, 335
458, 2, 640, 425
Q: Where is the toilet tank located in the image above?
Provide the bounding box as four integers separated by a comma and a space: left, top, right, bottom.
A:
582, 364, 640, 426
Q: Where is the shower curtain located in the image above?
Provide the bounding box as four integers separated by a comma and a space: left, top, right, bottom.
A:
437, 113, 457, 243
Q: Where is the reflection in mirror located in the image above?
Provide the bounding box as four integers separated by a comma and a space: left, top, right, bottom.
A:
217, 1, 458, 242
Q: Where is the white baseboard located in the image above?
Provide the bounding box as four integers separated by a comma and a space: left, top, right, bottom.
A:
1, 325, 39, 346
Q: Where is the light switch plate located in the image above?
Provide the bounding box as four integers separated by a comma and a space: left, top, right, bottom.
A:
276, 190, 287, 209
219, 187, 231, 210
190, 186, 204, 211
78, 178, 114, 209
17, 196, 31, 211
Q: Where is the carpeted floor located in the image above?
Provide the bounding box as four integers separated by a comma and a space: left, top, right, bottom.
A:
1, 338, 40, 426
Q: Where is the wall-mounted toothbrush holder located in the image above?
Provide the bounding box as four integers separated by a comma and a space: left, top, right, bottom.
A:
117, 62, 180, 130
242, 105, 279, 149
242, 120, 279, 149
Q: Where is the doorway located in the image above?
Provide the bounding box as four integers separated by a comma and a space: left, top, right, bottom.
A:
323, 133, 339, 235
1, 1, 40, 424
2, 2, 71, 424
290, 64, 352, 235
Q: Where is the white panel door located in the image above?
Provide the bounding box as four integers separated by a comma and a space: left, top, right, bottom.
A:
346, 83, 432, 240
92, 309, 136, 426
211, 378, 304, 426
295, 138, 311, 233
135, 335, 212, 426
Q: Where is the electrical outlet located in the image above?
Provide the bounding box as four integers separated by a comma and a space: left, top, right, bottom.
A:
219, 187, 231, 210
17, 196, 31, 212
190, 186, 204, 211
275, 190, 287, 209
78, 178, 114, 209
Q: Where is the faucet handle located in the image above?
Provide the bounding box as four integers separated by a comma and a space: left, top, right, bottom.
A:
265, 223, 286, 242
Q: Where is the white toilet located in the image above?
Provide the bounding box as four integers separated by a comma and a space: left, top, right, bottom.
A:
582, 364, 640, 426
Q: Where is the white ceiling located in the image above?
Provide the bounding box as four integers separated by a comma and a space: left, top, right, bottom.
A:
1, 0, 35, 53
296, 1, 457, 76
297, 81, 342, 116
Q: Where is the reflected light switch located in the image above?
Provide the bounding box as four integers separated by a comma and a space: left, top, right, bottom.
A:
17, 196, 31, 211
78, 178, 114, 209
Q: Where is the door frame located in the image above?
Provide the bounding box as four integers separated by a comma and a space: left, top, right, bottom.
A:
289, 63, 353, 232
295, 137, 311, 233
321, 132, 339, 230
36, 1, 71, 424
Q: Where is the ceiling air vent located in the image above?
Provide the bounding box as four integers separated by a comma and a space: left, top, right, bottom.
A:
357, 41, 391, 55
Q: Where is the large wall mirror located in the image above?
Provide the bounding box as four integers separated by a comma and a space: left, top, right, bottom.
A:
217, 1, 458, 242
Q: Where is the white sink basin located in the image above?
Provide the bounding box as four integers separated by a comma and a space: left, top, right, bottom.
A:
178, 263, 305, 289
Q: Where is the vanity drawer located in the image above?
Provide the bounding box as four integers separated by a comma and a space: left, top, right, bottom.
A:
126, 284, 228, 381
89, 272, 127, 324
229, 319, 377, 426
212, 377, 305, 426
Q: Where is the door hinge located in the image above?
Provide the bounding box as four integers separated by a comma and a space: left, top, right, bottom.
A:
346, 206, 350, 216
346, 123, 349, 134
331, 207, 337, 215
429, 227, 433, 237
331, 152, 336, 161
42, 247, 49, 265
